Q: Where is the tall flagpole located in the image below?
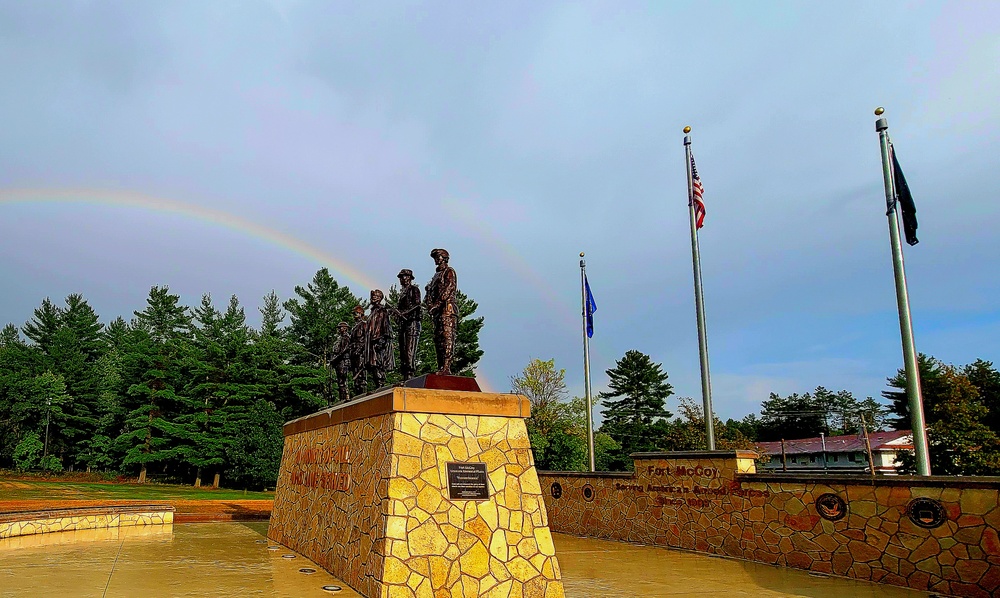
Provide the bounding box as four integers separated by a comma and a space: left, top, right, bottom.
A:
684, 126, 716, 450
874, 107, 931, 475
580, 253, 596, 472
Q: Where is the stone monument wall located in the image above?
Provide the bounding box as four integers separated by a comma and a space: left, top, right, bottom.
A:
539, 452, 1000, 598
268, 387, 565, 598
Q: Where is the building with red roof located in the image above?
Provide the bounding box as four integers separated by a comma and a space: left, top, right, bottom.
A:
754, 430, 914, 474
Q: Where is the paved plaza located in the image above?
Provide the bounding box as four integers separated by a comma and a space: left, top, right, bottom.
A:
0, 523, 929, 597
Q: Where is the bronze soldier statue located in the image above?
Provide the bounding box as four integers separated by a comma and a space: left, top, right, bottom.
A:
393, 268, 422, 380
365, 289, 394, 388
330, 321, 352, 403
424, 248, 460, 375
348, 304, 368, 395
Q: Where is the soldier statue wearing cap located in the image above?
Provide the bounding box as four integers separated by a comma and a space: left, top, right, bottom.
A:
330, 321, 352, 403
348, 304, 368, 395
394, 268, 422, 380
366, 289, 394, 389
424, 248, 460, 375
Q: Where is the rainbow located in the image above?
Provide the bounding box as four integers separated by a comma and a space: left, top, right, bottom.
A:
441, 196, 579, 331
1, 188, 503, 390
0, 188, 380, 290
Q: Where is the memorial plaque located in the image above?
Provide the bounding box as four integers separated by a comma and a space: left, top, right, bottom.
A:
446, 462, 490, 500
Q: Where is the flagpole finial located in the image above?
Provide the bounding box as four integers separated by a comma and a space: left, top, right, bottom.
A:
579, 252, 585, 257
683, 126, 691, 134
875, 107, 885, 116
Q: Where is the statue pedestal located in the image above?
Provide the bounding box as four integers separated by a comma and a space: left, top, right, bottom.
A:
403, 373, 482, 392
268, 387, 565, 598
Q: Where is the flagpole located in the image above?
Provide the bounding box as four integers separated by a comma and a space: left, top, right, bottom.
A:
684, 126, 715, 450
580, 253, 596, 472
874, 107, 931, 475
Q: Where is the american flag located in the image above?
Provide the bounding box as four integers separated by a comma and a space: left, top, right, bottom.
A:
690, 154, 706, 229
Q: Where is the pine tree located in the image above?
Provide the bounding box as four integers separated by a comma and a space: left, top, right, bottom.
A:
184, 295, 262, 487
598, 350, 673, 470
22, 298, 62, 359
79, 317, 132, 472
0, 324, 37, 465
283, 269, 361, 404
254, 291, 323, 420
453, 291, 485, 376
391, 288, 485, 383
963, 359, 1000, 434
119, 286, 192, 483
884, 353, 949, 431
49, 295, 106, 468
226, 398, 284, 490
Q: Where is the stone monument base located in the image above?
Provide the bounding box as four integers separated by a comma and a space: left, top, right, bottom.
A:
268, 386, 565, 598
403, 373, 482, 392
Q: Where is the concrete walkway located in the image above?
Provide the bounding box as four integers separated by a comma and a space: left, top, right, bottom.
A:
0, 523, 930, 597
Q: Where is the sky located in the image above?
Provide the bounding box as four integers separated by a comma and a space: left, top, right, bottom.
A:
1, 1, 998, 420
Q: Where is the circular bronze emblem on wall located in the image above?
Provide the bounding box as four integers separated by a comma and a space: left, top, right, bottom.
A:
815, 493, 847, 521
907, 497, 947, 529
550, 482, 563, 499
582, 484, 595, 502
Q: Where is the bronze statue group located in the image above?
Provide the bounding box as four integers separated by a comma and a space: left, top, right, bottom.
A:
329, 248, 460, 403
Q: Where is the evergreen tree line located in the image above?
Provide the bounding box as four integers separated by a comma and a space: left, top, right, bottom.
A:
516, 350, 1000, 476
0, 268, 484, 488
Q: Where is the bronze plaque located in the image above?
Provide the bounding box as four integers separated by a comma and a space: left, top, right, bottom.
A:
815, 493, 847, 521
907, 497, 947, 529
446, 462, 490, 500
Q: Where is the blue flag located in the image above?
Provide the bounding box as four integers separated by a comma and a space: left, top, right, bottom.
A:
585, 276, 597, 338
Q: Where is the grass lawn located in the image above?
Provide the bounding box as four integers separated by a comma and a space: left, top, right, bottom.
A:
0, 477, 274, 502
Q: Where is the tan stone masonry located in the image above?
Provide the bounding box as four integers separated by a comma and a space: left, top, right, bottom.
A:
0, 504, 174, 539
539, 451, 1000, 598
268, 387, 565, 598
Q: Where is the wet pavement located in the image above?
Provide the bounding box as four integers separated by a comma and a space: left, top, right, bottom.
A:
554, 534, 929, 597
0, 523, 929, 597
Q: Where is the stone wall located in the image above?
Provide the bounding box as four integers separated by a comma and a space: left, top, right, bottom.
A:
539, 452, 1000, 598
0, 505, 174, 539
268, 386, 565, 598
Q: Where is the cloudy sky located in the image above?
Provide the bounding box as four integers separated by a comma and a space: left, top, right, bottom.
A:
1, 1, 998, 419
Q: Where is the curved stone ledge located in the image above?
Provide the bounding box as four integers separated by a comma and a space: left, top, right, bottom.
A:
0, 504, 174, 540
538, 452, 1000, 598
739, 472, 1000, 490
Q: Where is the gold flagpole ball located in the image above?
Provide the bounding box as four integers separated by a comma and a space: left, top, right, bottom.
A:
683, 126, 691, 134
579, 252, 585, 258
875, 107, 885, 116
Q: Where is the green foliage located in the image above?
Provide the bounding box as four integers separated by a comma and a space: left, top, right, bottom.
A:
39, 454, 63, 473
890, 358, 1000, 475
0, 268, 486, 487
512, 359, 587, 471
661, 397, 756, 452
226, 399, 284, 489
962, 359, 1000, 433
757, 386, 886, 442
884, 354, 948, 431
119, 286, 193, 479
283, 269, 361, 404
597, 350, 673, 471
13, 432, 43, 471
593, 432, 620, 472
387, 288, 484, 384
